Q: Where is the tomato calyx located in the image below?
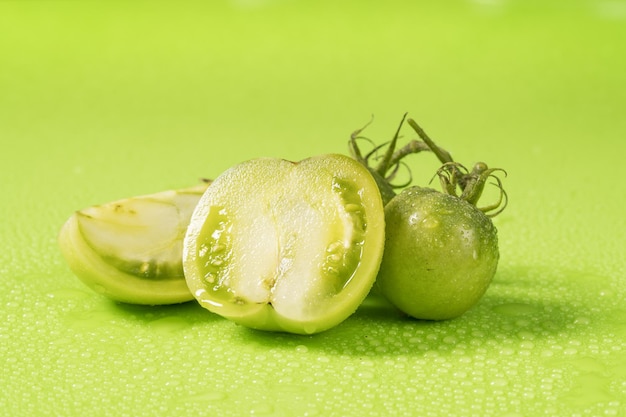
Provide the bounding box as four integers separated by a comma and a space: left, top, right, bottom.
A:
348, 113, 431, 205
406, 118, 508, 217
348, 113, 508, 216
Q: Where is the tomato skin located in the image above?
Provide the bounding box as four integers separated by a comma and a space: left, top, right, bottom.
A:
376, 186, 499, 320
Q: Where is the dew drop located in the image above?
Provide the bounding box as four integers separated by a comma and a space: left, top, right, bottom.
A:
499, 347, 515, 356
408, 213, 420, 225
559, 373, 615, 407
490, 378, 508, 387
147, 316, 190, 333
46, 288, 91, 300
249, 403, 274, 415
92, 284, 107, 295
421, 216, 439, 228
569, 357, 606, 373
519, 341, 535, 350
492, 303, 538, 316
516, 331, 535, 341
186, 391, 228, 402
357, 371, 375, 379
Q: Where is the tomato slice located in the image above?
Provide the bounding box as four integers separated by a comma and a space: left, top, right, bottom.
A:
58, 183, 208, 305
183, 154, 385, 334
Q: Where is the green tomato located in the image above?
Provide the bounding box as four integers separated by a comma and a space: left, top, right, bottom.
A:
183, 154, 385, 334
376, 186, 499, 320
58, 183, 209, 305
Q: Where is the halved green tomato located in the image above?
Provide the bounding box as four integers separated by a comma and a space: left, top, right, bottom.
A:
58, 183, 209, 305
183, 154, 385, 334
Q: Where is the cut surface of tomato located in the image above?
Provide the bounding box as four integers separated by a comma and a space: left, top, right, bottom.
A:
183, 154, 385, 334
58, 184, 208, 305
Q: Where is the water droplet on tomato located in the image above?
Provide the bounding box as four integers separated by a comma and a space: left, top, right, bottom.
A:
92, 284, 107, 295
421, 216, 439, 228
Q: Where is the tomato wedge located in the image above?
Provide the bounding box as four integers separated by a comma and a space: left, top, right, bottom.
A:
58, 183, 208, 305
183, 154, 385, 334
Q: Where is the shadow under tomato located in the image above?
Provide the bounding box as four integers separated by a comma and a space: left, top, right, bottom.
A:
99, 263, 602, 360
233, 264, 597, 358
111, 297, 221, 326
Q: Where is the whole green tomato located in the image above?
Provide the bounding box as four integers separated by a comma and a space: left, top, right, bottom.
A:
349, 115, 507, 320
376, 186, 499, 320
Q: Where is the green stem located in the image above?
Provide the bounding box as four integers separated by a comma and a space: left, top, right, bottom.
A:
406, 118, 454, 165
349, 115, 375, 164
387, 140, 431, 170
407, 118, 469, 190
374, 113, 407, 177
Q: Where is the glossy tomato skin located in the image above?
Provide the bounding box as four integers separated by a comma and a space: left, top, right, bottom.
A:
376, 186, 499, 320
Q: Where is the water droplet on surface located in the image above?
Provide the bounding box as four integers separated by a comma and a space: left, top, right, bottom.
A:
492, 303, 538, 316
183, 391, 228, 402
519, 341, 535, 350
295, 345, 308, 353
559, 373, 615, 407
569, 357, 606, 373
517, 330, 535, 340
490, 378, 508, 387
574, 316, 591, 325
249, 403, 274, 415
357, 371, 374, 379
499, 347, 515, 356
47, 288, 91, 300
147, 316, 190, 333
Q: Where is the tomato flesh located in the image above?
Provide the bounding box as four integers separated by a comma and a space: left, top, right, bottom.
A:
183, 154, 385, 334
58, 184, 208, 305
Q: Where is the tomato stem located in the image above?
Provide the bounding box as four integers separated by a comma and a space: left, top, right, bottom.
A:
348, 114, 508, 216
387, 140, 431, 170
406, 118, 454, 166
374, 112, 407, 177
349, 115, 375, 164
407, 118, 508, 217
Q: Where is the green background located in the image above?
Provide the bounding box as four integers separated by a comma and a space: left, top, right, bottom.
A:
2, 1, 625, 416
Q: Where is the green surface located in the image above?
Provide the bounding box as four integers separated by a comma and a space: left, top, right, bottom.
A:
1, 1, 625, 416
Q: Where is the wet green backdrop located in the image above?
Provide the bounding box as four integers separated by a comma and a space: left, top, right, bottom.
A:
1, 1, 625, 416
